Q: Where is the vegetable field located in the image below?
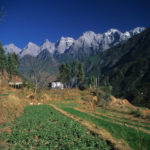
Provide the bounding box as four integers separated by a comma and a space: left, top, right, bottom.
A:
0, 105, 110, 150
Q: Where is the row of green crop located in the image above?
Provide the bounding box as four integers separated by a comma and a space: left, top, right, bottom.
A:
0, 105, 110, 150
61, 107, 150, 150
97, 108, 150, 127
93, 113, 150, 131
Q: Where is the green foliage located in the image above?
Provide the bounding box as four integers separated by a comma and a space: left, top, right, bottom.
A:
77, 63, 85, 84
88, 76, 96, 88
59, 60, 85, 88
72, 60, 79, 87
0, 105, 110, 150
7, 53, 20, 79
62, 107, 150, 150
78, 83, 88, 90
93, 84, 112, 106
72, 60, 79, 78
0, 42, 7, 74
59, 63, 71, 87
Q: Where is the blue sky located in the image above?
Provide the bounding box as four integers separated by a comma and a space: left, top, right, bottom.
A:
0, 0, 150, 48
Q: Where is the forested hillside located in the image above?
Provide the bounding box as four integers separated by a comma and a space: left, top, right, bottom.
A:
84, 28, 150, 107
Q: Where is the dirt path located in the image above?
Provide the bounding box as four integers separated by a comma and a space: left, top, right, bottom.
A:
49, 104, 132, 150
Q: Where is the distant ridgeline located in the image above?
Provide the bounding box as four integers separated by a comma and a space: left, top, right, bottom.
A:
84, 27, 150, 108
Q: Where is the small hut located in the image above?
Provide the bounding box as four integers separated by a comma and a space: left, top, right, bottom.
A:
8, 82, 23, 88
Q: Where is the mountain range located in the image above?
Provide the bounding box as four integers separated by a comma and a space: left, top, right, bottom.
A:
3, 27, 145, 58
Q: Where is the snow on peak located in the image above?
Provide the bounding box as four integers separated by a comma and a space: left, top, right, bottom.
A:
105, 28, 121, 35
124, 31, 130, 37
3, 43, 21, 55
40, 39, 55, 54
20, 42, 40, 58
82, 31, 96, 37
59, 37, 74, 43
130, 27, 145, 35
26, 42, 39, 48
55, 37, 74, 54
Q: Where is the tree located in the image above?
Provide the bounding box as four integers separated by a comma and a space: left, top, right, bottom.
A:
65, 63, 71, 87
72, 60, 79, 87
0, 43, 7, 90
59, 63, 71, 87
88, 76, 96, 88
59, 63, 66, 84
7, 53, 20, 80
0, 43, 6, 74
77, 63, 85, 84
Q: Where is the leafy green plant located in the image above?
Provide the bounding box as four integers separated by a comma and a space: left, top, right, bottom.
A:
0, 105, 110, 150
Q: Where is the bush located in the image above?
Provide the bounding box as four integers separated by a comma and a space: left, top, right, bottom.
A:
78, 84, 88, 90
130, 109, 142, 117
94, 86, 112, 106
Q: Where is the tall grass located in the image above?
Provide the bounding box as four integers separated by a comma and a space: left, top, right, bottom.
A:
0, 94, 27, 124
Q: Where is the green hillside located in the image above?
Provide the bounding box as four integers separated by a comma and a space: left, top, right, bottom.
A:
84, 28, 150, 107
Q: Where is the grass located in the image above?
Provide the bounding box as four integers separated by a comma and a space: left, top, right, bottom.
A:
0, 94, 9, 96
0, 105, 110, 150
55, 102, 80, 108
62, 107, 150, 150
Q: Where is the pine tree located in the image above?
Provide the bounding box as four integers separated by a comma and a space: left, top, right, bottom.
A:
0, 43, 6, 74
72, 60, 79, 87
65, 63, 71, 87
88, 76, 96, 88
59, 63, 71, 87
77, 63, 85, 84
11, 53, 20, 74
7, 53, 20, 80
59, 63, 67, 84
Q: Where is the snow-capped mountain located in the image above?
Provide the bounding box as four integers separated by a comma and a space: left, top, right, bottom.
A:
130, 27, 145, 35
3, 43, 21, 55
55, 37, 74, 54
3, 27, 145, 58
67, 27, 145, 56
19, 42, 41, 58
40, 39, 55, 54
72, 31, 102, 50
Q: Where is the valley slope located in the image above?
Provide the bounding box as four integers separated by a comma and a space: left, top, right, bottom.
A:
84, 27, 150, 107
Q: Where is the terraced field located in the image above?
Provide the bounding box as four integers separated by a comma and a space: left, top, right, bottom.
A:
1, 88, 150, 150
51, 98, 150, 150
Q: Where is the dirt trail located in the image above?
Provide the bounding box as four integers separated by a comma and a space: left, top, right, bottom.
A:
50, 104, 132, 150
74, 107, 150, 135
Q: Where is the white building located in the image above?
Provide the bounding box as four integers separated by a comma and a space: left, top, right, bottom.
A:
50, 82, 64, 89
8, 82, 23, 88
